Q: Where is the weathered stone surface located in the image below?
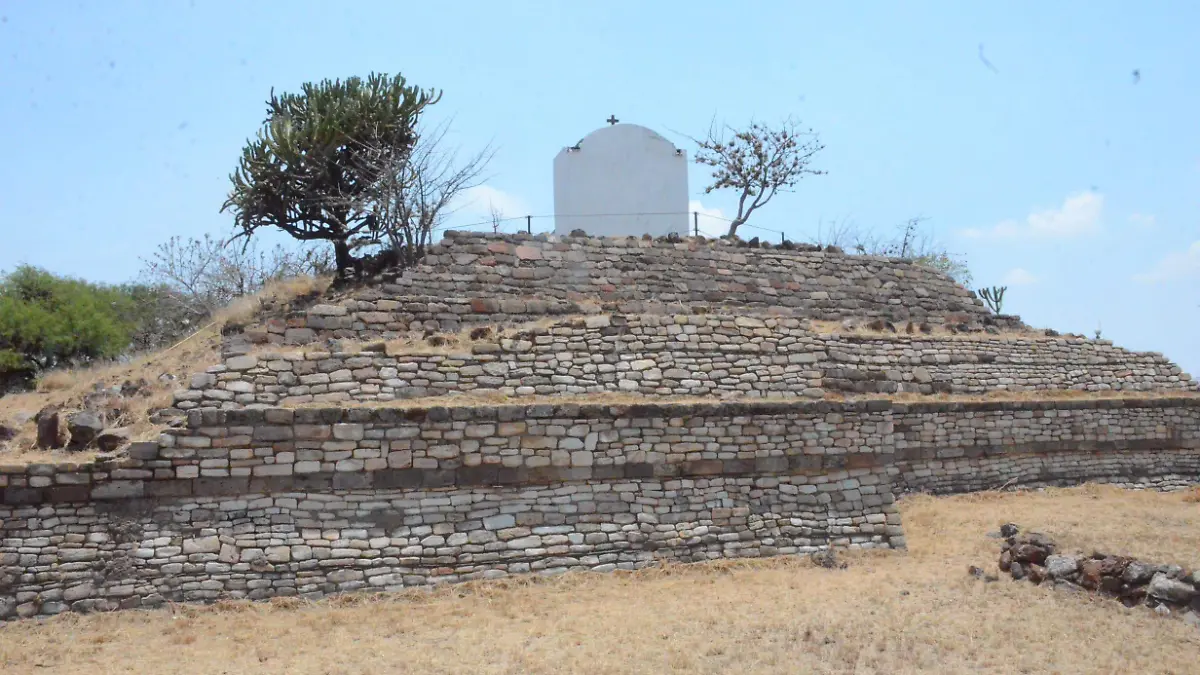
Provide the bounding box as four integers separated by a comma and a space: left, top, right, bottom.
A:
276, 233, 1015, 339
63, 583, 94, 602
1012, 544, 1050, 565
226, 355, 259, 371
1123, 561, 1157, 585
67, 411, 105, 450
1149, 573, 1196, 604
1045, 555, 1080, 580
308, 304, 348, 317
183, 536, 221, 555
96, 427, 132, 453
35, 406, 64, 449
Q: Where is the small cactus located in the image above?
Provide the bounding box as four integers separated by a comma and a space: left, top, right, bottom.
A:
978, 286, 1007, 314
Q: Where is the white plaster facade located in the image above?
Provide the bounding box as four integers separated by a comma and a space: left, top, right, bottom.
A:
553, 123, 689, 237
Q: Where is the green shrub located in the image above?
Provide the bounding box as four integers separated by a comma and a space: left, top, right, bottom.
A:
0, 266, 135, 389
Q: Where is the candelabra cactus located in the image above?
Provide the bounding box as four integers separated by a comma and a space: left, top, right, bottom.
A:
978, 285, 1007, 314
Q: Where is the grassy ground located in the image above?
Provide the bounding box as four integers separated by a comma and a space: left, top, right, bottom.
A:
2, 485, 1198, 674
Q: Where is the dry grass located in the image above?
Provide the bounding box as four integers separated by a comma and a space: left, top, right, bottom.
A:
1, 485, 1197, 674
251, 318, 551, 359
886, 388, 1200, 402
289, 389, 1200, 414
374, 315, 605, 356
808, 319, 1045, 341
316, 315, 1054, 360
217, 275, 331, 328
0, 332, 219, 463
0, 277, 329, 462
288, 391, 758, 411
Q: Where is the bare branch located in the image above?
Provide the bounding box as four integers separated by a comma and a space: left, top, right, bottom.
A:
489, 203, 505, 233
357, 118, 495, 269
139, 234, 332, 326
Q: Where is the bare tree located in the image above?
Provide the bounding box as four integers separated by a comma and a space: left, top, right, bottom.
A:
489, 203, 505, 233
362, 119, 494, 268
693, 118, 826, 237
139, 234, 332, 323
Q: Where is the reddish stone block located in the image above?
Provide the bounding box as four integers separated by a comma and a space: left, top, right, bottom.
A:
514, 245, 542, 261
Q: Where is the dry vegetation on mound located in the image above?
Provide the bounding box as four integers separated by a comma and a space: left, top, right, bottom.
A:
2, 485, 1197, 674
0, 277, 328, 463
0, 331, 219, 463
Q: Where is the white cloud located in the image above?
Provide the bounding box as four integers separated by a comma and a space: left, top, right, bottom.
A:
1001, 268, 1038, 286
961, 191, 1103, 239
688, 199, 729, 238
1129, 213, 1156, 229
456, 185, 530, 222
438, 185, 532, 234
1133, 241, 1200, 284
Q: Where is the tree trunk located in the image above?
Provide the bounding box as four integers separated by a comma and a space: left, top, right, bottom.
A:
726, 220, 743, 238
332, 238, 354, 278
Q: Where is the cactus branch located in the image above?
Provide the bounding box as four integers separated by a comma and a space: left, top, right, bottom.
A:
978, 285, 1007, 314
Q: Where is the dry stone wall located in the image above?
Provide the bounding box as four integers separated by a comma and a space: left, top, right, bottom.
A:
2, 401, 899, 503
181, 315, 1193, 411
3, 398, 1200, 620
238, 231, 1017, 346
0, 473, 897, 619
893, 398, 1200, 493
2, 393, 1200, 619
0, 400, 902, 620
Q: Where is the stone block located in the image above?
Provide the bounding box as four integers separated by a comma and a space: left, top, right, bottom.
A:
226, 355, 259, 371
90, 480, 144, 500
333, 424, 365, 441
484, 514, 516, 530
308, 304, 348, 316
183, 536, 221, 554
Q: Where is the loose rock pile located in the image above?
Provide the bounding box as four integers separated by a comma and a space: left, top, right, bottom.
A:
998, 526, 1200, 627
2, 378, 165, 454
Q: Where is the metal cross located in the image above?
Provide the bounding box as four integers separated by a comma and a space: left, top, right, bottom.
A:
606, 115, 619, 125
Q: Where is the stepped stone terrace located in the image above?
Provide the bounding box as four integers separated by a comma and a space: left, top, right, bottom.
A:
1, 230, 1196, 621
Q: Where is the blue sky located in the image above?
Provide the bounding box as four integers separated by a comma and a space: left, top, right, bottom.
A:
1, 1, 1197, 373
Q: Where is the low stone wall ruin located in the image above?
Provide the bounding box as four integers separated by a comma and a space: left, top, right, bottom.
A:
997, 528, 1200, 624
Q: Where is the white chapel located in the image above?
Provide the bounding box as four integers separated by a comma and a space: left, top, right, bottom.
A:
553, 117, 689, 237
